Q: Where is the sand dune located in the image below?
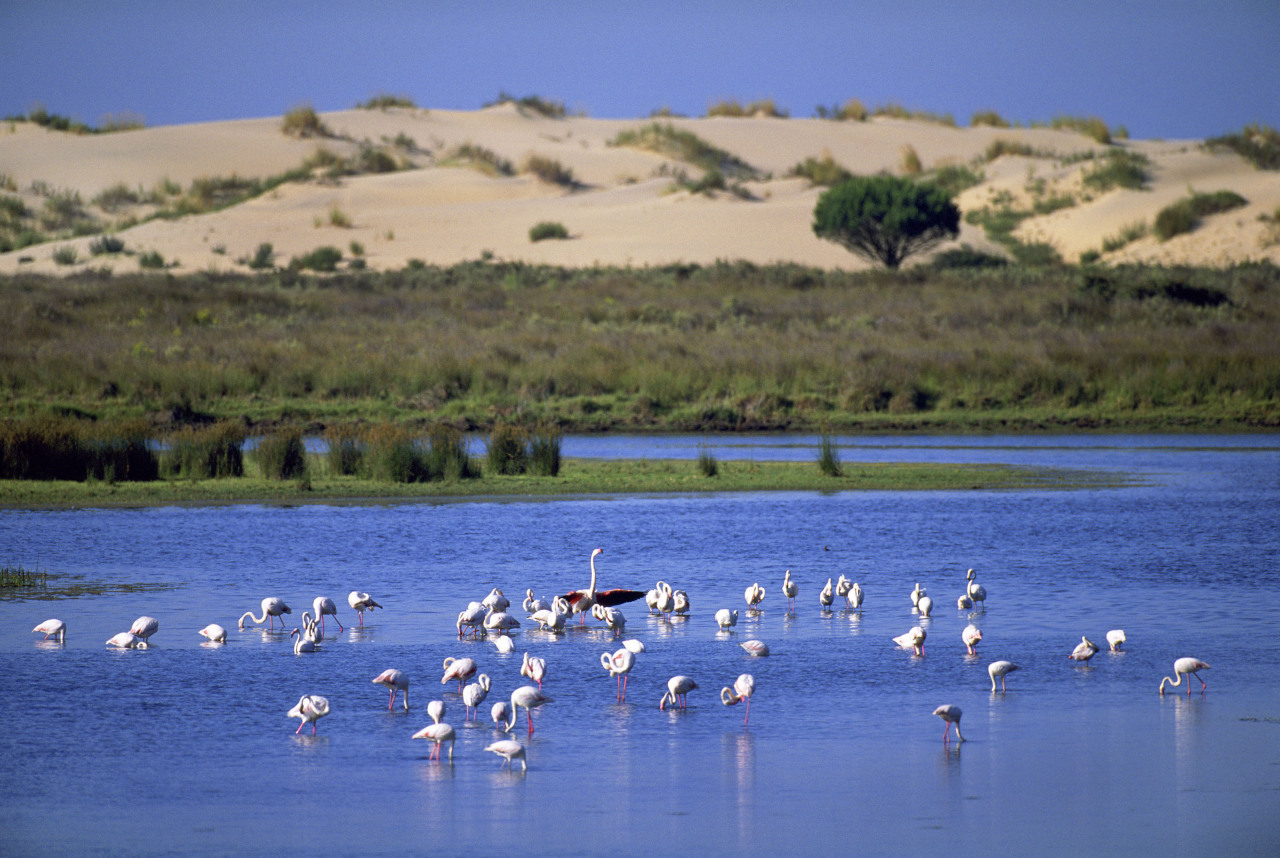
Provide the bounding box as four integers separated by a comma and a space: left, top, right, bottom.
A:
2, 105, 1278, 275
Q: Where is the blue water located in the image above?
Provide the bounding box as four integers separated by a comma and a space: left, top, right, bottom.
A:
1, 434, 1278, 857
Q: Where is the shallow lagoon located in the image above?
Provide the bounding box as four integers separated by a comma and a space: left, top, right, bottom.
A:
2, 435, 1279, 856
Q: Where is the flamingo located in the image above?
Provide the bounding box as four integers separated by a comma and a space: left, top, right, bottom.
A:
312, 596, 344, 635
412, 722, 455, 761
562, 548, 645, 623
783, 570, 799, 612
957, 593, 974, 610
441, 657, 478, 693
966, 569, 987, 608
348, 591, 382, 627
33, 619, 66, 643
520, 652, 547, 688
1159, 657, 1211, 695
592, 603, 626, 637
492, 635, 516, 654
652, 581, 675, 618
529, 606, 567, 633
621, 639, 646, 654
372, 668, 410, 711
672, 589, 690, 617
819, 577, 834, 612
287, 694, 330, 735
106, 631, 145, 649
988, 660, 1020, 692
893, 626, 926, 656
462, 674, 491, 721
1107, 629, 1126, 651
490, 701, 510, 730
848, 582, 863, 613
715, 608, 738, 631
457, 603, 487, 639
962, 623, 982, 655
740, 640, 770, 657
835, 575, 852, 608
290, 627, 319, 654
601, 647, 636, 701
506, 686, 553, 733
1069, 636, 1100, 663
239, 597, 291, 631
198, 623, 227, 643
427, 699, 446, 725
917, 594, 934, 618
659, 675, 698, 710
484, 609, 520, 636
484, 739, 527, 772
523, 589, 551, 614
130, 616, 159, 644
482, 587, 509, 613
720, 673, 756, 725
910, 583, 926, 609
933, 704, 965, 745
644, 582, 663, 615
744, 582, 766, 611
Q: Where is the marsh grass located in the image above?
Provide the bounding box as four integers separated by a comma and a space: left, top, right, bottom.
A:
697, 443, 719, 477
0, 562, 46, 588
253, 427, 308, 480
527, 425, 562, 476
323, 424, 364, 475
162, 422, 244, 479
0, 417, 158, 482
362, 423, 478, 482
486, 423, 528, 475
816, 430, 843, 477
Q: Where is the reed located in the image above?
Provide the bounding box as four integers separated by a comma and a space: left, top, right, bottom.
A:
697, 443, 719, 477
253, 427, 308, 480
487, 423, 528, 475
0, 417, 158, 482
162, 422, 245, 479
0, 562, 46, 588
323, 424, 364, 475
527, 425, 562, 476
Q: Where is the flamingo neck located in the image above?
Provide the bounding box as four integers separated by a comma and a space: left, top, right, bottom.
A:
1159, 674, 1183, 693
588, 552, 598, 596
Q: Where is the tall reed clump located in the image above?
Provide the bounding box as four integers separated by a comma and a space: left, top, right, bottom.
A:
163, 422, 245, 479
0, 563, 47, 589
697, 442, 719, 477
363, 423, 478, 482
324, 425, 364, 475
487, 424, 528, 475
816, 429, 843, 477
253, 427, 308, 480
0, 418, 158, 482
527, 425, 562, 476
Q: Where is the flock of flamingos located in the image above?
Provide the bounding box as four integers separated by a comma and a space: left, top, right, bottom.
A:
30, 546, 1211, 768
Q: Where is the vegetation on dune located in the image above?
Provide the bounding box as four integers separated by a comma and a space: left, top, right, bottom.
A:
356, 93, 417, 110
706, 99, 789, 118
813, 175, 960, 269
280, 103, 331, 138
608, 122, 762, 181
529, 221, 569, 242
4, 104, 145, 135
1154, 190, 1248, 241
1, 261, 1275, 435
439, 142, 514, 177
1205, 124, 1280, 171
484, 92, 566, 118
1081, 149, 1151, 192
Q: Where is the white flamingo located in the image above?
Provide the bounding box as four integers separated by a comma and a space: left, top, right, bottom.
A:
933, 704, 964, 744
462, 674, 491, 721
1069, 636, 1100, 663
917, 594, 934, 618
672, 589, 690, 617
490, 701, 510, 730
715, 608, 738, 631
482, 587, 509, 613
239, 597, 291, 631
744, 583, 766, 611
848, 582, 863, 612
592, 603, 626, 637
835, 575, 852, 608
523, 589, 551, 614
910, 583, 926, 609
621, 639, 646, 654
348, 591, 382, 627
720, 673, 756, 725
659, 675, 698, 710
130, 616, 159, 644
601, 647, 636, 701
457, 602, 487, 639
33, 619, 66, 643
312, 596, 343, 634
783, 570, 799, 612
484, 739, 527, 772
484, 609, 520, 636
893, 626, 926, 656
287, 694, 330, 735
492, 635, 516, 654
372, 668, 410, 711
290, 627, 319, 654
652, 581, 675, 618
988, 660, 1020, 692
1107, 629, 1126, 651
412, 722, 455, 761
1159, 657, 1211, 695
962, 623, 982, 655
106, 631, 145, 649
740, 639, 770, 657
520, 652, 547, 688
957, 593, 974, 609
505, 686, 553, 733
529, 605, 567, 633
198, 623, 227, 643
966, 569, 987, 608
441, 657, 477, 693
819, 577, 834, 612
427, 700, 446, 725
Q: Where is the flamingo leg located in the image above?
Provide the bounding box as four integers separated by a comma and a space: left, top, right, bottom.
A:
744, 698, 751, 725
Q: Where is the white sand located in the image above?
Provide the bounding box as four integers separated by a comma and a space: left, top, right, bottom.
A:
3, 105, 1277, 275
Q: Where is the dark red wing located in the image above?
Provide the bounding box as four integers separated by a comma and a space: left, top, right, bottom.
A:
595, 589, 646, 607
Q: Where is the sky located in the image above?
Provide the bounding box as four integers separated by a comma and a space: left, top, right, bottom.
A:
2, 1, 1277, 140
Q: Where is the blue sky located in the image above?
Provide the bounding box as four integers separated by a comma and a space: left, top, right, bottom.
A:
3, 1, 1277, 139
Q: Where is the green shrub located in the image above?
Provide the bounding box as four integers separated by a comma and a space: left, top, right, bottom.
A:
1155, 190, 1248, 241
244, 242, 274, 270
928, 163, 984, 196
929, 245, 1009, 270
356, 93, 416, 110
1102, 221, 1149, 252
983, 139, 1037, 161
609, 122, 761, 180
1082, 149, 1151, 191
254, 428, 308, 480
441, 142, 514, 176
788, 153, 853, 187
522, 154, 576, 186
52, 245, 78, 265
485, 92, 565, 118
529, 221, 569, 242
90, 235, 125, 255
163, 422, 245, 479
138, 250, 166, 269
1205, 123, 1280, 170
486, 424, 528, 474
1051, 115, 1113, 145
0, 418, 158, 482
970, 110, 1011, 128
281, 103, 330, 138
291, 246, 343, 271
92, 183, 143, 212
813, 175, 960, 269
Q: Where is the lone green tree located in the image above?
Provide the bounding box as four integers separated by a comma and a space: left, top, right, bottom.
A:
812, 174, 960, 269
